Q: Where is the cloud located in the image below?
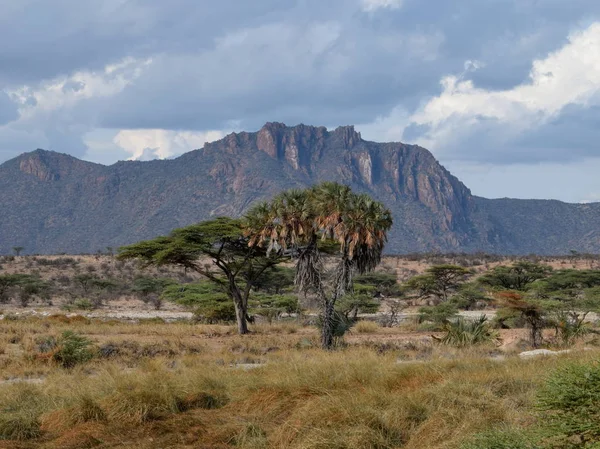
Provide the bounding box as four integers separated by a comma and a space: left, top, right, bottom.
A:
388, 22, 600, 164
0, 91, 18, 126
361, 0, 403, 12
0, 57, 150, 161
113, 129, 226, 160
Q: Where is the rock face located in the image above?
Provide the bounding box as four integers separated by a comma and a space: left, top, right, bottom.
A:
1, 122, 600, 255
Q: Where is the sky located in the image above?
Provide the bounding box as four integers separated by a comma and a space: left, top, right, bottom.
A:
0, 0, 599, 203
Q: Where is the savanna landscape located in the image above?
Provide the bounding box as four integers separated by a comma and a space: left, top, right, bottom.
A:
3, 1, 600, 448
1, 184, 600, 449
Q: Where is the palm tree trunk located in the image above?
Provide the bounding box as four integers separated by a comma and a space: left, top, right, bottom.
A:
322, 298, 335, 350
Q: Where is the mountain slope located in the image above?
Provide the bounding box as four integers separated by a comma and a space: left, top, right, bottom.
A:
0, 123, 599, 255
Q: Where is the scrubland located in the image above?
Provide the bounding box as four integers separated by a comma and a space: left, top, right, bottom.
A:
1, 253, 600, 448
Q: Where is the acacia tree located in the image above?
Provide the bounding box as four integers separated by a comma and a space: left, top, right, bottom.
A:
245, 182, 392, 349
118, 217, 282, 334
478, 261, 552, 291
404, 264, 472, 302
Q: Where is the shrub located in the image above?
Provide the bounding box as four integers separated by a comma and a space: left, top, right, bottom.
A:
316, 310, 353, 344
52, 331, 95, 368
437, 316, 499, 347
353, 320, 380, 334
536, 362, 600, 447
418, 302, 459, 328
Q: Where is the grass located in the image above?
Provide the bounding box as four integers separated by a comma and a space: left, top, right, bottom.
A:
0, 315, 599, 448
353, 320, 380, 334
2, 350, 595, 448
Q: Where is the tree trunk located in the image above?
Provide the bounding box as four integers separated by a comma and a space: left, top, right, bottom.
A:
233, 297, 249, 334
231, 285, 249, 335
321, 299, 335, 350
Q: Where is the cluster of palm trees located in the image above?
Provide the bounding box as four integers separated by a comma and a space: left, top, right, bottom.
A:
244, 182, 393, 349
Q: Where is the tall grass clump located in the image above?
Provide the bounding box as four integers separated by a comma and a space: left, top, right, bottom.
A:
103, 363, 227, 423
353, 320, 380, 334
0, 384, 46, 440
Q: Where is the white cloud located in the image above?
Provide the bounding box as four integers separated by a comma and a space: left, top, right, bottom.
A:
0, 57, 153, 159
405, 22, 600, 158
113, 129, 226, 160
361, 0, 403, 12
7, 57, 151, 119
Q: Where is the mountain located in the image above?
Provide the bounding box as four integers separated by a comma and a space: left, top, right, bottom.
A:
1, 122, 599, 255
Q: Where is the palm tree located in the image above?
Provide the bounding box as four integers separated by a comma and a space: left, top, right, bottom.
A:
244, 183, 392, 349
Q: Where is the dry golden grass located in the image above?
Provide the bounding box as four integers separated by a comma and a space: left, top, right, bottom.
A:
353, 319, 381, 334
0, 314, 598, 448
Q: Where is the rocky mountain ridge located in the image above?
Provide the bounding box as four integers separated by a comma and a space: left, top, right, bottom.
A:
1, 122, 599, 255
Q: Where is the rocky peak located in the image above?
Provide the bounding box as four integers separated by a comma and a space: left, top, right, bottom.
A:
254, 123, 328, 170
16, 149, 98, 182
331, 125, 362, 148
18, 150, 65, 181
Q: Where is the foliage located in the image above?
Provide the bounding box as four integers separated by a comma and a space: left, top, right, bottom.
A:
353, 272, 401, 297
52, 330, 95, 368
252, 266, 295, 294
452, 282, 490, 310
245, 182, 392, 349
161, 282, 236, 323
118, 217, 283, 334
495, 291, 547, 347
418, 302, 459, 327
533, 269, 600, 295
0, 274, 49, 307
536, 362, 600, 447
379, 298, 407, 327
315, 310, 354, 343
478, 261, 552, 291
335, 292, 380, 320
251, 292, 300, 324
132, 277, 176, 310
437, 316, 499, 347
404, 265, 471, 301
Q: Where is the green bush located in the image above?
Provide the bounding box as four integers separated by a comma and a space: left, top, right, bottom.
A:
162, 282, 236, 323
418, 302, 458, 329
316, 310, 353, 343
438, 316, 499, 347
536, 362, 600, 447
52, 330, 95, 368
